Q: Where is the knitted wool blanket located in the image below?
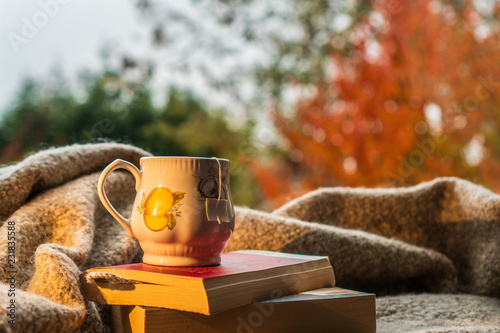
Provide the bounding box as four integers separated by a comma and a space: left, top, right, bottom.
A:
0, 143, 498, 332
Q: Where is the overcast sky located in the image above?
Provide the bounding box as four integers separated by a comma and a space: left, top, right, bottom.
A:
0, 0, 158, 114
1, 0, 266, 118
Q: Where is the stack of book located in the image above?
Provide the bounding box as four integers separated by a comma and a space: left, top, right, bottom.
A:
80, 250, 375, 332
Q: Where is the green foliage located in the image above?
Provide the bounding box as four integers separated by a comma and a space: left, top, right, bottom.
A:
0, 73, 263, 208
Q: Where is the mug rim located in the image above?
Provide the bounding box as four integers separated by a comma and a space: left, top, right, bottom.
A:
140, 156, 230, 162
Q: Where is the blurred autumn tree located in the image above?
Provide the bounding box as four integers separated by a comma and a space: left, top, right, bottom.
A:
250, 0, 500, 207
133, 0, 500, 207
3, 0, 499, 209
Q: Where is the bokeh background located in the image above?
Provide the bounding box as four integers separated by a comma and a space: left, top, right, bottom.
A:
1, 0, 500, 210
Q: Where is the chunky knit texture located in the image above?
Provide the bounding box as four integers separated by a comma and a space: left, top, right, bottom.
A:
0, 143, 499, 332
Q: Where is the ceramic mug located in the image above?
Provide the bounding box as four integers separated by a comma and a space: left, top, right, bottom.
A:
97, 156, 235, 266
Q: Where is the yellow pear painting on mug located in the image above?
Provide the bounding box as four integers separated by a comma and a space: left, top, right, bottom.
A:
137, 186, 185, 231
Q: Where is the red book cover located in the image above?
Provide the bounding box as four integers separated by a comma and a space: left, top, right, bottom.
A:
99, 251, 331, 280
81, 251, 335, 314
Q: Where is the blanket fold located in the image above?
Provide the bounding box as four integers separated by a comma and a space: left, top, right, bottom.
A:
0, 143, 498, 332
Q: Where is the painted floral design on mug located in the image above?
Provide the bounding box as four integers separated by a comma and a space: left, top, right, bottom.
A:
194, 167, 229, 201
137, 186, 185, 231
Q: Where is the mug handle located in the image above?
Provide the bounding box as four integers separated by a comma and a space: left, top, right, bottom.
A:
97, 159, 142, 238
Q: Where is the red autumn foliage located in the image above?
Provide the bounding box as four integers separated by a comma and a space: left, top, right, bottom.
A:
256, 0, 500, 208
